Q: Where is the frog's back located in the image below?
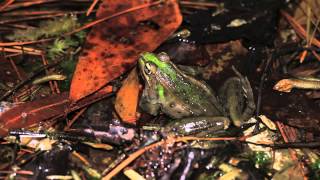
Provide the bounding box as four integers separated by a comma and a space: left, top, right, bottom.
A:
160, 72, 224, 119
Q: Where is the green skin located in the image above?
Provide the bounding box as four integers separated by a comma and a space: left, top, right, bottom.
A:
138, 52, 255, 130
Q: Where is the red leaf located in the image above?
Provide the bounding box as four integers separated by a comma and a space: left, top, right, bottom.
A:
70, 0, 182, 101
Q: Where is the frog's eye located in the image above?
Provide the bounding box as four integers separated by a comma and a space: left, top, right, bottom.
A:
144, 62, 156, 75
157, 52, 170, 62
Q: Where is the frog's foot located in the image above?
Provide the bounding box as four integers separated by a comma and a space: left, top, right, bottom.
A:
162, 116, 230, 136
218, 67, 255, 127
231, 66, 255, 126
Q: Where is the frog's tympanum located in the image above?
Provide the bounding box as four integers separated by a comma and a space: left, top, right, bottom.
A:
138, 52, 255, 135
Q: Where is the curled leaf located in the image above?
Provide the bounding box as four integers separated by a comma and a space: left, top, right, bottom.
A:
115, 68, 140, 124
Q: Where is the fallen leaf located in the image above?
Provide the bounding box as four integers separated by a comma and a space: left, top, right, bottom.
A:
115, 68, 140, 124
0, 92, 70, 137
0, 86, 113, 137
70, 0, 182, 101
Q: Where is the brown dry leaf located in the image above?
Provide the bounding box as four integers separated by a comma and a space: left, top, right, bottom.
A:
115, 68, 140, 124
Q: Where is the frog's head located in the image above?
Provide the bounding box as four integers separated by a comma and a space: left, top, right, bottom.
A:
138, 52, 177, 85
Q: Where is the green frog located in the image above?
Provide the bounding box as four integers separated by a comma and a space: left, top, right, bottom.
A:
138, 52, 255, 135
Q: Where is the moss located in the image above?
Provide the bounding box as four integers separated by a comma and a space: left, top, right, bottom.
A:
6, 15, 80, 41
310, 159, 320, 179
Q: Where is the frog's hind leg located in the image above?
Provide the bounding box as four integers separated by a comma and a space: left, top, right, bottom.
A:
218, 67, 255, 127
237, 73, 256, 124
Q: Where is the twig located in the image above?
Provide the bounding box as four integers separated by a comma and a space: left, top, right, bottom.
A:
40, 55, 57, 94
0, 10, 89, 24
66, 0, 163, 35
276, 122, 306, 178
0, 60, 62, 101
8, 56, 23, 80
247, 141, 320, 149
1, 47, 42, 55
1, 10, 65, 16
0, 0, 15, 12
64, 107, 87, 131
256, 51, 274, 117
86, 0, 99, 16
281, 10, 320, 48
0, 0, 162, 47
179, 1, 218, 8
102, 136, 239, 179
0, 0, 58, 12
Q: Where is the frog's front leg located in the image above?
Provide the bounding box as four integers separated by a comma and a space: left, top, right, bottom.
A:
139, 87, 161, 116
218, 68, 255, 127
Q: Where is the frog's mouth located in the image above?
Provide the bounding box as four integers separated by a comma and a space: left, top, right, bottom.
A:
138, 57, 152, 86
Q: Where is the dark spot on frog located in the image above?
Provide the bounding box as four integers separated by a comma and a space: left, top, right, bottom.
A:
83, 68, 87, 72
